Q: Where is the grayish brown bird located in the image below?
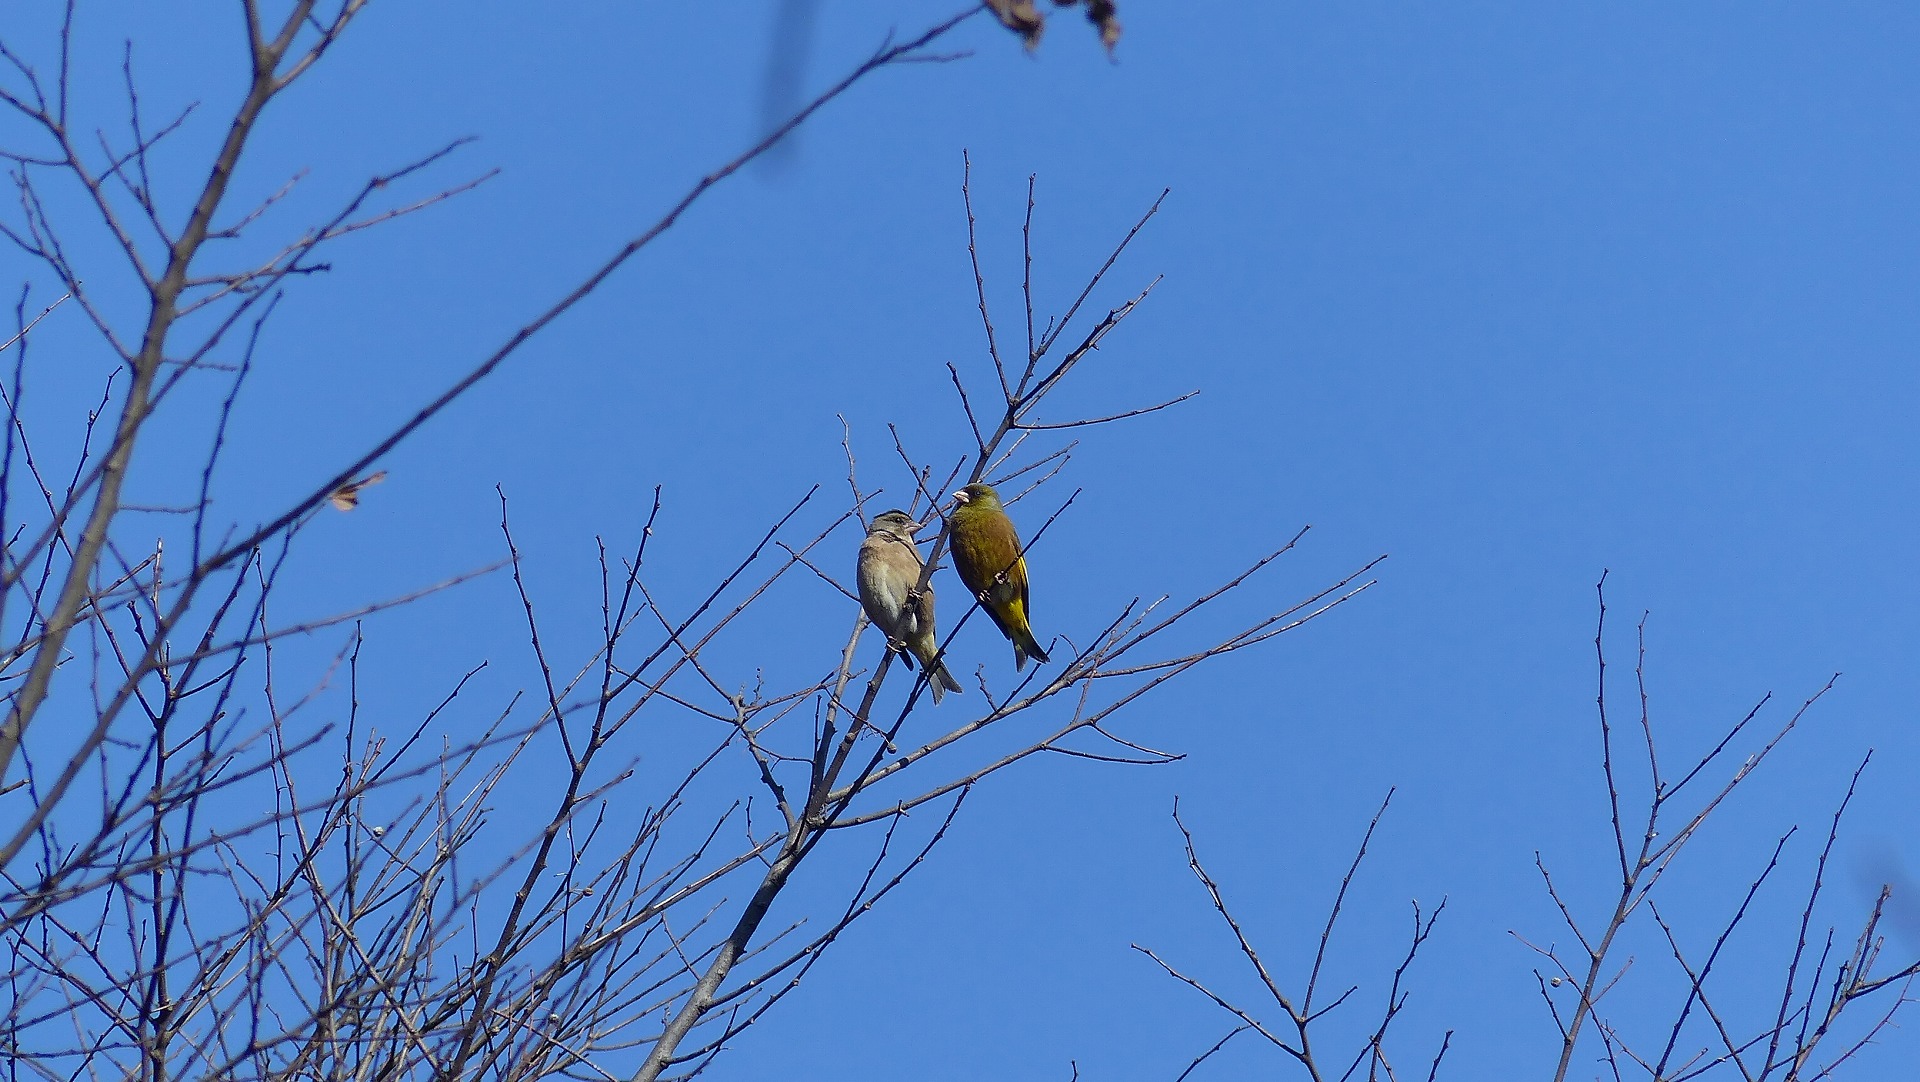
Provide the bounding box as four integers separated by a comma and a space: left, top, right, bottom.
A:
857, 509, 963, 704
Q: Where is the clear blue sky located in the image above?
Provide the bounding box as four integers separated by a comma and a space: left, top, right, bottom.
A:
15, 2, 1920, 1077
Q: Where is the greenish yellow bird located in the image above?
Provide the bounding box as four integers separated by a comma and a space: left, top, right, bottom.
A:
857, 509, 963, 704
948, 482, 1049, 670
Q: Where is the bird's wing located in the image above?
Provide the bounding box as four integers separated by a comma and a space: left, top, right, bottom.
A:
856, 539, 897, 616
1000, 520, 1030, 612
909, 582, 936, 638
886, 538, 931, 618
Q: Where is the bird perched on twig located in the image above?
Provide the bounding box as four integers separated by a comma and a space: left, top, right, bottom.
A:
949, 482, 1049, 671
857, 509, 963, 704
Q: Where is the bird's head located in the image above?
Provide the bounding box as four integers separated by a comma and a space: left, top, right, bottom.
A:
868, 509, 922, 540
951, 482, 1001, 510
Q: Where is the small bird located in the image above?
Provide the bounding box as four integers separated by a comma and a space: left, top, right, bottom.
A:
856, 509, 963, 704
327, 470, 387, 511
948, 482, 1049, 670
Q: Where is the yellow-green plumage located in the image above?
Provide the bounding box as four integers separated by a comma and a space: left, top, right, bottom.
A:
948, 482, 1049, 670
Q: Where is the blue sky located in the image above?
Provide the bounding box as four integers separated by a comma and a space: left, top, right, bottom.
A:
10, 2, 1920, 1078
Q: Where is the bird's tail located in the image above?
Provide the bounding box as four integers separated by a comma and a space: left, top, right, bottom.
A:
914, 643, 964, 704
1012, 626, 1050, 671
928, 661, 963, 704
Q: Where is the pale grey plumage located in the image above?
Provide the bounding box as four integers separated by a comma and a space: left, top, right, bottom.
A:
856, 509, 962, 704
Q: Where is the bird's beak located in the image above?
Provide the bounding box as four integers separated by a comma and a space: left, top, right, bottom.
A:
950, 489, 969, 504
